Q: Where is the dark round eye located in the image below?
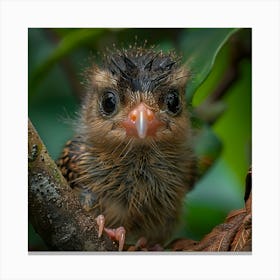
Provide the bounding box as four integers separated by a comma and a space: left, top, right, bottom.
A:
100, 91, 118, 116
165, 90, 181, 115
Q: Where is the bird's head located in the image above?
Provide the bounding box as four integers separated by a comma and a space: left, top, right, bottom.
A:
80, 45, 192, 149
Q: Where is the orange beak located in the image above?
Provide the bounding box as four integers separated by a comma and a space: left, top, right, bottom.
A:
122, 103, 163, 139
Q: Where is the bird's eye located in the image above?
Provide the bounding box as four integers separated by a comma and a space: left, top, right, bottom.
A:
165, 90, 181, 115
100, 91, 119, 116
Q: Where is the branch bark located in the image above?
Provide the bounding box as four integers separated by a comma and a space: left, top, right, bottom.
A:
28, 119, 118, 251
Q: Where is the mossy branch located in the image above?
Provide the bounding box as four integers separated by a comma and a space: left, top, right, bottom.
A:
28, 119, 118, 251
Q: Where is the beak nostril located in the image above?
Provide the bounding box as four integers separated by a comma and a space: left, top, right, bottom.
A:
130, 113, 137, 122
147, 110, 154, 122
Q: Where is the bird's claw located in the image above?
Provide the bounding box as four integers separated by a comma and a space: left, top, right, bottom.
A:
128, 237, 163, 251
95, 215, 126, 251
95, 214, 105, 238
135, 237, 148, 249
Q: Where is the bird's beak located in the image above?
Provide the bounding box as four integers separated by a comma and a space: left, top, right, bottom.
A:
122, 103, 163, 139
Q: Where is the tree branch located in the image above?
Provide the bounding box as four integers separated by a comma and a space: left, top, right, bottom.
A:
28, 119, 118, 251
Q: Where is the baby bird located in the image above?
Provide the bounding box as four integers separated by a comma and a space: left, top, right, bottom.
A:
57, 45, 196, 250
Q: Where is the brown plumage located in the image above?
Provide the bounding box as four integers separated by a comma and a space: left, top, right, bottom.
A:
57, 45, 197, 247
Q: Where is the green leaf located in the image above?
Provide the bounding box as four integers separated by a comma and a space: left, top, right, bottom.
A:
193, 124, 222, 176
29, 28, 105, 95
182, 158, 244, 240
179, 28, 239, 101
213, 59, 252, 186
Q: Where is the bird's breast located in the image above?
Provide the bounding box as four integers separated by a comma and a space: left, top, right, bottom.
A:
96, 152, 187, 238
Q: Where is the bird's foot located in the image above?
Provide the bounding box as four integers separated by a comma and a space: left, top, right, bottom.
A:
95, 214, 126, 251
127, 237, 163, 251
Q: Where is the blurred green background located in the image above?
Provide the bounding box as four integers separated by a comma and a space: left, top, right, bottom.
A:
28, 28, 251, 249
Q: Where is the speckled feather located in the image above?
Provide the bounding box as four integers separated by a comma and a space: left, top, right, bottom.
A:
57, 45, 197, 245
